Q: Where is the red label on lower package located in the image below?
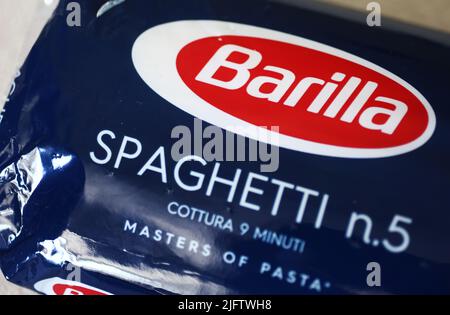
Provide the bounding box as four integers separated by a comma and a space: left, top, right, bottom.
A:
34, 277, 111, 295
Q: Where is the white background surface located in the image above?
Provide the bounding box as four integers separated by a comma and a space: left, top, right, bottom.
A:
0, 0, 448, 295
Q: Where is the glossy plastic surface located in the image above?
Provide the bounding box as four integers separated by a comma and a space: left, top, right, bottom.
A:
0, 0, 449, 294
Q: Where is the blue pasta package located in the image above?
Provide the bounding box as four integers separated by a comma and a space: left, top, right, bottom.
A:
0, 0, 449, 295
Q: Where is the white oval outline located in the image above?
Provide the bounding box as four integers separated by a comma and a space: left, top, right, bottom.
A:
131, 20, 436, 158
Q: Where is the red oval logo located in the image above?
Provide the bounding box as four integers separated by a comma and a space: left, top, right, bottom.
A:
132, 21, 435, 158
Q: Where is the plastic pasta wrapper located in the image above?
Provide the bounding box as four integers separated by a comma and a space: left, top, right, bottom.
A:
0, 0, 449, 295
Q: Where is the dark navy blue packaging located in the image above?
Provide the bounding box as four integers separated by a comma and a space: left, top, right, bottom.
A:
0, 0, 449, 294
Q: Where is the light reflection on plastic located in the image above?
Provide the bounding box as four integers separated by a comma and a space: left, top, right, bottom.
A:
51, 155, 72, 170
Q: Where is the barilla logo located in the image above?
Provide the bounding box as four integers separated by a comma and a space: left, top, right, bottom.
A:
34, 277, 111, 295
132, 20, 435, 158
